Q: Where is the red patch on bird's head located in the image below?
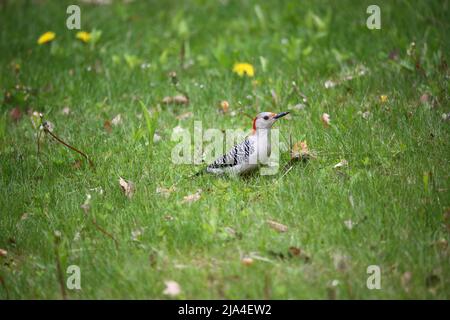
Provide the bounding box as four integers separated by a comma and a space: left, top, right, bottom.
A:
252, 117, 257, 132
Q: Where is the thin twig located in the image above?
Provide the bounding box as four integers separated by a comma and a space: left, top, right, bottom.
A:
91, 218, 119, 249
44, 127, 94, 168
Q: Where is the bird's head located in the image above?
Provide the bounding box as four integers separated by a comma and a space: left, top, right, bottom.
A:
252, 111, 289, 130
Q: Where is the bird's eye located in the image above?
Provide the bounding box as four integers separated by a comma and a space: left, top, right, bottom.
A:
263, 116, 269, 120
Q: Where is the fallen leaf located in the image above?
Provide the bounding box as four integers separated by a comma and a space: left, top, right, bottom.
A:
182, 189, 202, 203
162, 96, 173, 104
324, 80, 336, 89
176, 111, 193, 120
334, 159, 348, 169
9, 107, 22, 122
291, 140, 312, 160
80, 194, 91, 214
266, 219, 288, 233
284, 247, 311, 262
288, 246, 301, 256
164, 215, 174, 221
163, 280, 181, 297
103, 120, 112, 133
172, 95, 189, 105
241, 257, 254, 266
344, 219, 355, 230
72, 160, 82, 169
321, 113, 331, 127
21, 213, 30, 220
156, 186, 176, 198
62, 107, 71, 115
111, 114, 122, 126
119, 177, 135, 199
220, 100, 229, 113
0, 249, 7, 257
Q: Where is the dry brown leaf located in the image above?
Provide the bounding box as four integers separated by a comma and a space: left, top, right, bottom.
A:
220, 100, 229, 113
241, 257, 254, 266
103, 120, 112, 133
172, 95, 189, 105
21, 213, 30, 220
288, 247, 301, 256
291, 140, 312, 160
321, 113, 331, 127
119, 177, 135, 199
182, 189, 202, 203
162, 96, 173, 104
176, 111, 193, 120
9, 107, 22, 122
266, 219, 288, 233
0, 249, 7, 257
163, 280, 181, 297
290, 247, 311, 262
73, 160, 82, 169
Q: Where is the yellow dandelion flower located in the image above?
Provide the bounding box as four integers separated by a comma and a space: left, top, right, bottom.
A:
37, 31, 56, 45
380, 95, 388, 103
233, 63, 255, 77
76, 31, 91, 43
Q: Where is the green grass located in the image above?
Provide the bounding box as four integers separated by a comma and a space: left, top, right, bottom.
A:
0, 0, 449, 299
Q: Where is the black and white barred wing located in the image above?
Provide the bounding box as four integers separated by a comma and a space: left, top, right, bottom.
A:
207, 138, 255, 169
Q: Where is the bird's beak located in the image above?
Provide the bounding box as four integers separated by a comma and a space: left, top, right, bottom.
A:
273, 111, 289, 120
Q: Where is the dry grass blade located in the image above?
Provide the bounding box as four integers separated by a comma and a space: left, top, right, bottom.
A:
266, 219, 288, 233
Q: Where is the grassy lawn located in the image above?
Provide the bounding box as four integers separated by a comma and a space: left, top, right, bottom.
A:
0, 0, 449, 299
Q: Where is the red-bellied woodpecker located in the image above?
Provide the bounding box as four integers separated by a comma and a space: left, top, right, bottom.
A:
203, 111, 289, 175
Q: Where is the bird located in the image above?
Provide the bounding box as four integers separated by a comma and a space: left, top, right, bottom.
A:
202, 111, 289, 176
